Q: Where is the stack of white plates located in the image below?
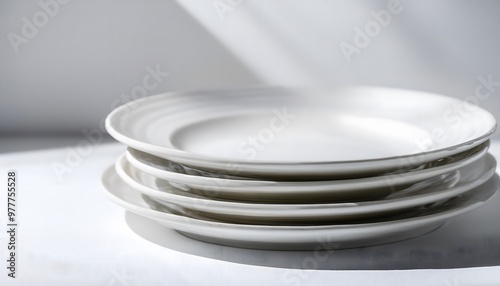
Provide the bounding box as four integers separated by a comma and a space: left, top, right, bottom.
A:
102, 87, 498, 250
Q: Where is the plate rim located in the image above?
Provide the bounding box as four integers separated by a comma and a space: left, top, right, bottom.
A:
105, 86, 497, 170
124, 141, 490, 194
101, 162, 499, 228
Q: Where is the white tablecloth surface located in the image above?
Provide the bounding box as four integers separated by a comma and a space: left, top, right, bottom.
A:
1, 137, 499, 286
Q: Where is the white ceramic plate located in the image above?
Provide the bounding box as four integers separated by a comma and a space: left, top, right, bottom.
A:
102, 166, 499, 250
124, 141, 489, 202
105, 87, 496, 179
115, 153, 496, 224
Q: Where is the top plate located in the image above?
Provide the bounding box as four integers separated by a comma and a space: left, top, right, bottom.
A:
106, 87, 496, 179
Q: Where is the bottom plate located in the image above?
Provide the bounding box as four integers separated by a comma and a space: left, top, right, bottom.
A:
102, 167, 499, 250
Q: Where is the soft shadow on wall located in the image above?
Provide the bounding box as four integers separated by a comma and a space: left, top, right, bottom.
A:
0, 0, 262, 136
1, 0, 499, 140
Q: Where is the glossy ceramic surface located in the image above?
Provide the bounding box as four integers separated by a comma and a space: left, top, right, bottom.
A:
124, 142, 489, 202
106, 87, 496, 179
102, 166, 499, 250
115, 153, 496, 224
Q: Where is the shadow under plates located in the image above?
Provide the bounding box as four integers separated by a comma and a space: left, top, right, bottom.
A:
125, 178, 500, 270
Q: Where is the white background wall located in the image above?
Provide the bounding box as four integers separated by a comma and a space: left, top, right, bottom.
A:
1, 0, 499, 138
